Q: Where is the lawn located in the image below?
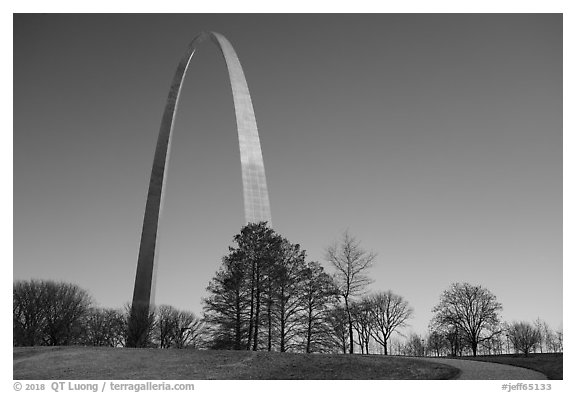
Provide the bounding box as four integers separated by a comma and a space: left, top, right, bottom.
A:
14, 346, 459, 380
458, 353, 563, 380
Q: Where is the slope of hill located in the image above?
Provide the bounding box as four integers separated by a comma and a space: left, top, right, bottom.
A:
13, 346, 458, 380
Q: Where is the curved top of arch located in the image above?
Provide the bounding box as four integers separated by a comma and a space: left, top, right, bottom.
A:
155, 31, 272, 226
131, 31, 272, 312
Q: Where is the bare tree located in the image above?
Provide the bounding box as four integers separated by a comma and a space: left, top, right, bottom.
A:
82, 308, 126, 347
350, 298, 374, 354
325, 230, 376, 354
13, 280, 50, 346
13, 280, 92, 346
479, 323, 505, 355
43, 282, 93, 345
155, 305, 179, 348
325, 305, 349, 354
432, 282, 502, 357
427, 329, 449, 357
367, 291, 413, 355
507, 321, 540, 356
444, 325, 467, 356
172, 310, 205, 349
555, 328, 563, 352
540, 323, 562, 353
390, 337, 404, 356
533, 318, 544, 353
299, 261, 338, 353
405, 333, 426, 356
107, 309, 127, 347
153, 305, 205, 349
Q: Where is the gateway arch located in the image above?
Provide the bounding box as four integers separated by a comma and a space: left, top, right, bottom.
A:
127, 32, 272, 346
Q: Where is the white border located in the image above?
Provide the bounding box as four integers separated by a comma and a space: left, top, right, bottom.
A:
4, 2, 572, 392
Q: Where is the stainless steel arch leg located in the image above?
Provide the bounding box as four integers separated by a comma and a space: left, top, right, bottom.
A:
127, 32, 272, 347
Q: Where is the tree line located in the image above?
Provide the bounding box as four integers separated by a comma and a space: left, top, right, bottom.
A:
14, 223, 562, 357
13, 280, 204, 349
420, 318, 563, 357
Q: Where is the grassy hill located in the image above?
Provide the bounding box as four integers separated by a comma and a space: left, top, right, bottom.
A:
14, 346, 459, 380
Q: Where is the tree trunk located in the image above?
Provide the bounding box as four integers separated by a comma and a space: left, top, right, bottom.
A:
252, 261, 261, 351
247, 261, 255, 351
234, 286, 241, 350
306, 307, 312, 353
280, 296, 286, 352
267, 280, 272, 352
344, 296, 354, 354
267, 310, 272, 351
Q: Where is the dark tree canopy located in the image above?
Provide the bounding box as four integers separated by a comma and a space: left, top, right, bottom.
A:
203, 222, 284, 350
269, 239, 307, 352
203, 251, 250, 350
203, 222, 338, 352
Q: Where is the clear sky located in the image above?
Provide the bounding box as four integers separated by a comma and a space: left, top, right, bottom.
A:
13, 13, 562, 336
